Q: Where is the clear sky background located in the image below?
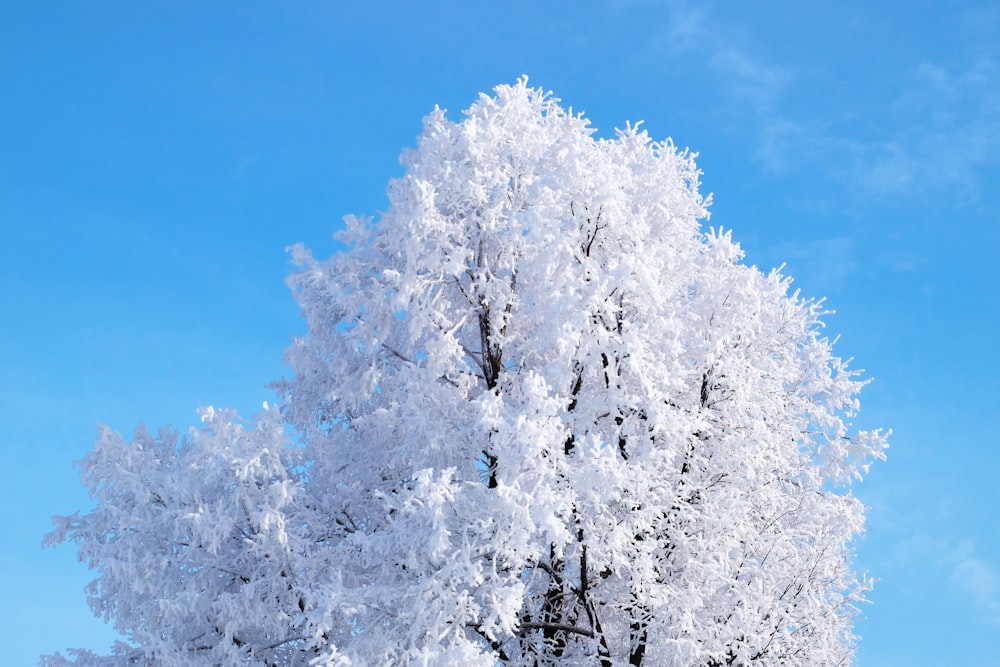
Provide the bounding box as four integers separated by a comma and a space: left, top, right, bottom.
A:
2, 2, 997, 665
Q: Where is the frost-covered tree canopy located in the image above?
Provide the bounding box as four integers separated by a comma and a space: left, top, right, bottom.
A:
47, 79, 888, 666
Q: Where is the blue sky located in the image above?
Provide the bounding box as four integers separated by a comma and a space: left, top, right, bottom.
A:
2, 2, 997, 664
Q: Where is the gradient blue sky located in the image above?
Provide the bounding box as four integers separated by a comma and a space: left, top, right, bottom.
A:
2, 2, 998, 665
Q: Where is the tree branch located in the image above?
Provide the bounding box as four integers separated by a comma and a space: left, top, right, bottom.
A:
519, 621, 594, 638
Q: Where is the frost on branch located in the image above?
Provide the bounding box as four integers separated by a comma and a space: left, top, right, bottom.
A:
48, 78, 887, 666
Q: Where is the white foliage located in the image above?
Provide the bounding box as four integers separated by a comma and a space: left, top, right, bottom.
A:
47, 79, 887, 666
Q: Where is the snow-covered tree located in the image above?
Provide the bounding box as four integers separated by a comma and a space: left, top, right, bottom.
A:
47, 79, 887, 666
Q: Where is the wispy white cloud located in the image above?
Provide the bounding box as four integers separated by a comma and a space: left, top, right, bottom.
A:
638, 5, 1000, 203
753, 50, 999, 201
872, 532, 1000, 627
612, 0, 710, 55
768, 236, 857, 294
873, 248, 925, 273
950, 552, 1000, 626
661, 3, 709, 53
827, 53, 999, 201
709, 47, 790, 115
754, 120, 922, 198
646, 3, 790, 117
